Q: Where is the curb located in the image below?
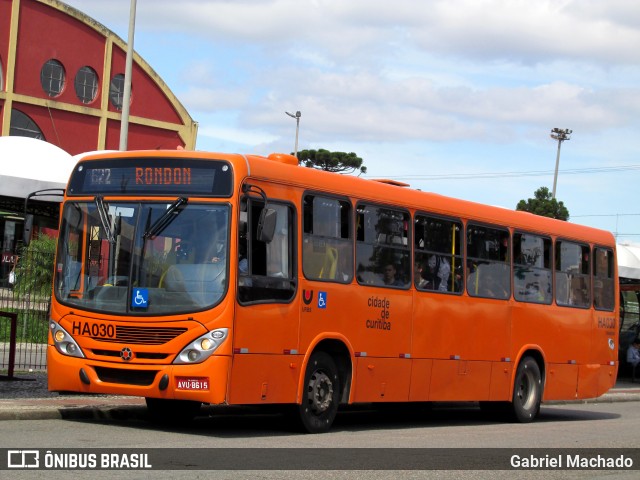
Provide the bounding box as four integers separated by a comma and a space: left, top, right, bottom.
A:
0, 403, 148, 422
0, 395, 147, 422
547, 390, 640, 405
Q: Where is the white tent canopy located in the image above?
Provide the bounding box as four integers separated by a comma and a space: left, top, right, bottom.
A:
618, 243, 640, 280
0, 137, 75, 199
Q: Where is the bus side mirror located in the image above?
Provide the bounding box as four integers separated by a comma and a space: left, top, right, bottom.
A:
23, 214, 34, 247
257, 208, 277, 243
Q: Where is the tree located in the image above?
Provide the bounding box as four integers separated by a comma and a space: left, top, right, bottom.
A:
297, 149, 367, 175
14, 234, 57, 298
516, 186, 569, 221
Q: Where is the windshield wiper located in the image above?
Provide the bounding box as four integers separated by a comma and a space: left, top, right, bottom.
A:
95, 196, 115, 243
143, 197, 188, 239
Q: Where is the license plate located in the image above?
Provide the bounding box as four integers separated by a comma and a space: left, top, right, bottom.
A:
176, 377, 209, 390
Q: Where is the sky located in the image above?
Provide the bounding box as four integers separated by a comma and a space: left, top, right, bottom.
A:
62, 0, 640, 244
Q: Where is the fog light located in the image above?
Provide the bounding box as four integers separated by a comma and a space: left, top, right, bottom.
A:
187, 350, 199, 362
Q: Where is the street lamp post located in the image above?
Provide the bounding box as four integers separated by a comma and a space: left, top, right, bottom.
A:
119, 0, 137, 151
285, 111, 301, 157
550, 127, 572, 199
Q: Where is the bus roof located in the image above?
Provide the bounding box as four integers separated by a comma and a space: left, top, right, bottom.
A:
244, 153, 615, 247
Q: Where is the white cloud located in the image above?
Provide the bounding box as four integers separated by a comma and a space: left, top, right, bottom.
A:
198, 125, 279, 146
62, 0, 640, 236
68, 1, 640, 63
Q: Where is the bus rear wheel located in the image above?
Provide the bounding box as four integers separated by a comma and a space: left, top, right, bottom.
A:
296, 352, 340, 434
145, 398, 201, 424
510, 356, 542, 423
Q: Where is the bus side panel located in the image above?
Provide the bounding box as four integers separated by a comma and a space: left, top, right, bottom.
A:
352, 357, 412, 403
408, 359, 433, 401
325, 287, 413, 359
428, 360, 492, 401
462, 300, 511, 363
488, 361, 513, 401
234, 303, 300, 355
576, 364, 617, 399
542, 363, 578, 401
597, 365, 618, 398
412, 295, 461, 361
227, 354, 300, 404
576, 364, 601, 399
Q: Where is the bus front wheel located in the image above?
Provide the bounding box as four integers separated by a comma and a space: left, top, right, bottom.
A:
510, 356, 542, 423
296, 351, 340, 433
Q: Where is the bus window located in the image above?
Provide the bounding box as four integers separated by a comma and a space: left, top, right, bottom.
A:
593, 247, 615, 311
302, 194, 352, 283
555, 240, 591, 308
414, 214, 463, 293
355, 203, 410, 288
467, 224, 510, 300
238, 197, 296, 304
513, 232, 552, 304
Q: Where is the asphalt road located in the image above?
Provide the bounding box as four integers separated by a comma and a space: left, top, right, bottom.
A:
1, 401, 639, 479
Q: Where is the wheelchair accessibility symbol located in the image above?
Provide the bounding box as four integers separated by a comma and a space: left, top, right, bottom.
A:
317, 291, 327, 309
131, 288, 149, 308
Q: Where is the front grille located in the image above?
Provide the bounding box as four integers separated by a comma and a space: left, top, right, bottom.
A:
94, 366, 158, 386
91, 349, 168, 360
92, 326, 188, 345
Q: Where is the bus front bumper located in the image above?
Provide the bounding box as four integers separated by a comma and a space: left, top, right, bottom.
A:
47, 345, 230, 404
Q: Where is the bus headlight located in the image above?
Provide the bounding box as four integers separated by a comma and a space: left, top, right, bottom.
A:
50, 320, 85, 358
174, 328, 228, 364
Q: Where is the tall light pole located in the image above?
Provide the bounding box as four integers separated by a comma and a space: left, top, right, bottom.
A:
550, 127, 572, 199
119, 0, 137, 151
285, 110, 301, 157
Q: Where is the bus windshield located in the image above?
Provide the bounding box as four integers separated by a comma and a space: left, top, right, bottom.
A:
55, 200, 230, 315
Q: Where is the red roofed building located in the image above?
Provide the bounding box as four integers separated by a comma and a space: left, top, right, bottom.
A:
0, 0, 197, 153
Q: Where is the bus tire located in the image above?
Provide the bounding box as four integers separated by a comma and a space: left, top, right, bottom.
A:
510, 356, 542, 423
145, 398, 201, 424
296, 351, 340, 434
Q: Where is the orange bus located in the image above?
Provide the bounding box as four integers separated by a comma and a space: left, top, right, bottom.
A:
46, 150, 618, 432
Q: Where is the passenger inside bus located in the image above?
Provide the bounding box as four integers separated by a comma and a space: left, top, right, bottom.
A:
424, 255, 451, 292
209, 242, 226, 264
382, 263, 404, 287
415, 260, 427, 289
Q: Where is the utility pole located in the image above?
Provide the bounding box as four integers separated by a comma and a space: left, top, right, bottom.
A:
285, 111, 301, 157
119, 0, 137, 151
550, 127, 572, 199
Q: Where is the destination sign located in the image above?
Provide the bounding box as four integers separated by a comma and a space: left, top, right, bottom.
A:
67, 157, 233, 196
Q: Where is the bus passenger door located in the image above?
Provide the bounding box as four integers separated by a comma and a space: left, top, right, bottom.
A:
229, 197, 301, 404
